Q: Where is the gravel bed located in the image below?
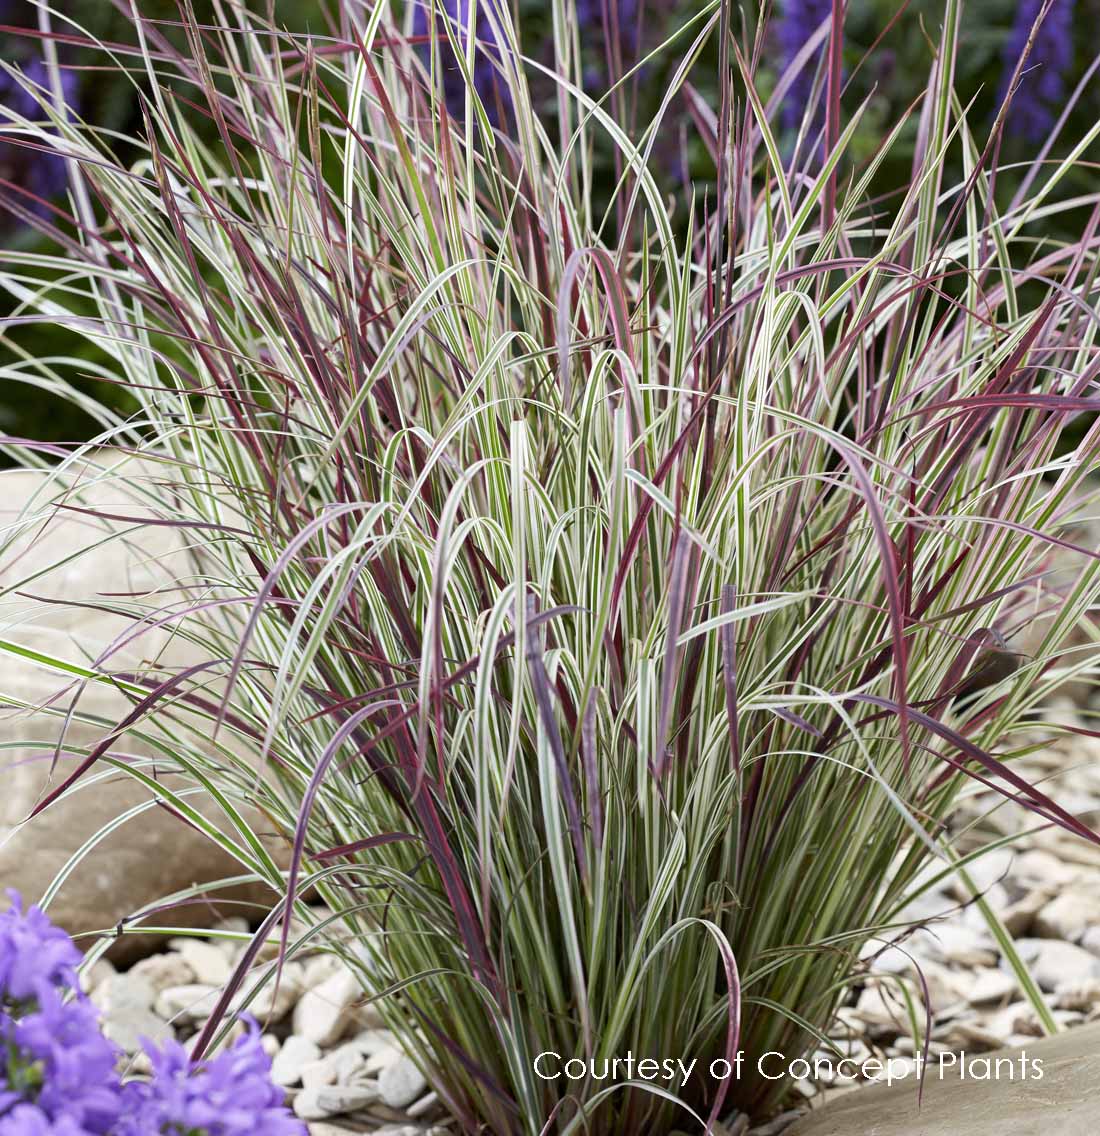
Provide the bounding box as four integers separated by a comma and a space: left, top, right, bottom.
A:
784, 699, 1100, 1123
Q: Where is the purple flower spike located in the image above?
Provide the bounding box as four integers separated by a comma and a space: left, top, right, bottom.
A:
0, 1105, 92, 1135
574, 0, 642, 90
0, 57, 79, 219
6, 991, 123, 1133
576, 0, 641, 57
777, 0, 832, 133
410, 0, 512, 127
998, 0, 1075, 142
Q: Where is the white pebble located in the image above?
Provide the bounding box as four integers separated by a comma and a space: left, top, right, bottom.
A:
172, 938, 234, 986
292, 966, 364, 1047
293, 1084, 379, 1120
377, 1055, 428, 1110
271, 1035, 322, 1088
154, 983, 220, 1025
129, 952, 197, 994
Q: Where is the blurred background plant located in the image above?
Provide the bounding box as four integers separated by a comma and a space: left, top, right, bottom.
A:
1, 0, 331, 450
2, 0, 1095, 453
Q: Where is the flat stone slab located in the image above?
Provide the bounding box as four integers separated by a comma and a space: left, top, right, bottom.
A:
788, 1022, 1100, 1136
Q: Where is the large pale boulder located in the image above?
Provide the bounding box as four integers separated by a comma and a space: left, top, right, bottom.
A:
0, 456, 285, 960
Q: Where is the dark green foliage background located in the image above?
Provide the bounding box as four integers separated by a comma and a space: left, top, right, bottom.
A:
3, 0, 1097, 451
2, 0, 327, 453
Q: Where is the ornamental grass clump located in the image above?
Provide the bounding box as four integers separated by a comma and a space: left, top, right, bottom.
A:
2, 1, 1100, 1133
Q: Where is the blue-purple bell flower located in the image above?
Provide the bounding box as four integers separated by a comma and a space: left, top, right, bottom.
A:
998, 0, 1074, 142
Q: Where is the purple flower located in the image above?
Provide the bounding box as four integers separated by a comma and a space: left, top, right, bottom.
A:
0, 896, 302, 1136
0, 895, 122, 1134
576, 0, 641, 55
116, 1023, 305, 1136
574, 0, 642, 90
410, 1, 512, 126
0, 893, 81, 1009
0, 57, 78, 220
0, 1104, 92, 1136
998, 0, 1074, 142
777, 0, 831, 133
2, 991, 122, 1133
